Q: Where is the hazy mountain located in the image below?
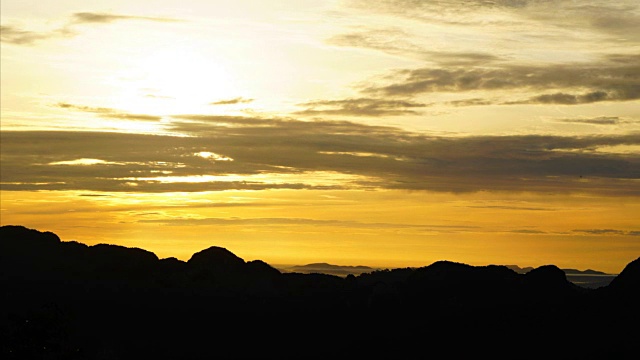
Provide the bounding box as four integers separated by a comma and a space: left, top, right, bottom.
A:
279, 262, 379, 276
281, 262, 615, 288
1, 225, 637, 359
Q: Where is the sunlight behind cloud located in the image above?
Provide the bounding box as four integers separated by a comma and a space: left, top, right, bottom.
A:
49, 158, 122, 166
117, 171, 374, 187
194, 152, 233, 161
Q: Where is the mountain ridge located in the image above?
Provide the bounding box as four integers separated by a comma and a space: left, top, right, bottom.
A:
1, 225, 637, 359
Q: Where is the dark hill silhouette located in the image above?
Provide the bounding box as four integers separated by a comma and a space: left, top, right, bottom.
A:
1, 225, 637, 359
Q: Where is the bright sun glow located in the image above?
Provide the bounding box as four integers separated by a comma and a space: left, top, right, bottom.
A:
113, 45, 237, 115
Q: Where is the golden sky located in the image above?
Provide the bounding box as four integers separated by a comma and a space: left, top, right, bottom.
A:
1, 0, 639, 274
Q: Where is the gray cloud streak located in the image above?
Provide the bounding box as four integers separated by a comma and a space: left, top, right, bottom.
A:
55, 103, 162, 121
295, 98, 429, 116
210, 97, 255, 105
555, 117, 623, 125
572, 229, 640, 236
327, 28, 501, 65
71, 12, 178, 24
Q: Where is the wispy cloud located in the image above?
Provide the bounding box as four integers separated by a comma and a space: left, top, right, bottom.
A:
55, 103, 162, 121
210, 97, 255, 105
509, 229, 548, 234
327, 28, 502, 65
0, 25, 74, 45
295, 98, 429, 116
554, 117, 624, 125
447, 98, 495, 107
1, 12, 180, 45
572, 229, 640, 236
71, 12, 179, 24
465, 205, 553, 211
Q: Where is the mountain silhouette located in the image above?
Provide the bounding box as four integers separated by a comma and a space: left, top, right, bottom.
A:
1, 225, 637, 359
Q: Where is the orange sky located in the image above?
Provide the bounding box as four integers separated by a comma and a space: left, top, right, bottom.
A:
1, 0, 639, 274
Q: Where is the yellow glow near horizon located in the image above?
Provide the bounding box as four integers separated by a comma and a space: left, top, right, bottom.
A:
1, 189, 638, 274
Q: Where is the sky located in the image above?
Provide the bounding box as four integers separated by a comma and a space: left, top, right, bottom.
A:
1, 0, 639, 274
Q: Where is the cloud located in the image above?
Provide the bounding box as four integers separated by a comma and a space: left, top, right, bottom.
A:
55, 102, 162, 121
555, 117, 622, 125
346, 0, 640, 40
327, 29, 502, 65
71, 12, 178, 24
332, 2, 640, 107
210, 97, 255, 105
572, 229, 639, 236
448, 98, 495, 107
361, 56, 640, 105
0, 25, 73, 45
1, 12, 179, 45
511, 91, 612, 105
465, 205, 553, 211
509, 229, 547, 234
2, 116, 639, 195
295, 98, 429, 116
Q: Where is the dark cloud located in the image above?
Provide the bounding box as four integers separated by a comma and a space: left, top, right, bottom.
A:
448, 98, 495, 106
509, 229, 547, 234
295, 98, 429, 116
362, 57, 640, 105
555, 117, 622, 125
572, 229, 638, 236
210, 97, 255, 105
513, 91, 611, 105
2, 116, 639, 195
55, 102, 162, 121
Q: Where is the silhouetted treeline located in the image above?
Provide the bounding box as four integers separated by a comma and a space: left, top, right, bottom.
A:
1, 225, 638, 359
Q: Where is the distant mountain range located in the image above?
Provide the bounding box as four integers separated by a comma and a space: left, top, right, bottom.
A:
280, 262, 612, 276
278, 262, 378, 276
278, 262, 616, 288
1, 225, 638, 359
